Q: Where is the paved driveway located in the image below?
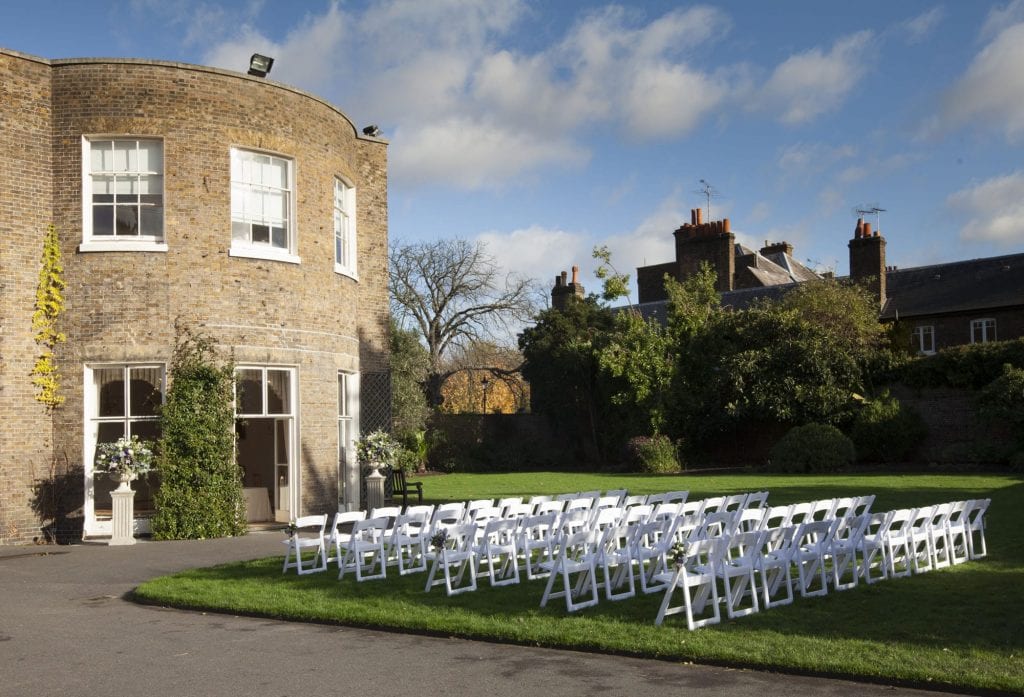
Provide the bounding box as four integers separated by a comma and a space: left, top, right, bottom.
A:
0, 534, 967, 697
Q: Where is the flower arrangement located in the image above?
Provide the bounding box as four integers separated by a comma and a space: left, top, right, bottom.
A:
670, 542, 688, 568
283, 522, 298, 538
356, 429, 400, 470
94, 435, 155, 478
430, 529, 449, 553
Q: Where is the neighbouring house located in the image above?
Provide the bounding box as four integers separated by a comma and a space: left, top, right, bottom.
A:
627, 209, 1024, 352
0, 48, 390, 544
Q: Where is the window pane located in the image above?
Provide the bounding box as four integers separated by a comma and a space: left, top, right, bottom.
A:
93, 206, 114, 235
115, 206, 139, 235
138, 141, 162, 172
129, 367, 163, 416
95, 368, 126, 417
97, 421, 126, 445
252, 224, 269, 244
271, 226, 287, 249
130, 419, 161, 442
141, 206, 163, 236
267, 370, 290, 414
139, 174, 162, 195
115, 176, 139, 196
338, 373, 348, 416
230, 183, 246, 217
232, 221, 249, 242
93, 174, 116, 196
236, 369, 263, 415
276, 419, 289, 462
266, 190, 284, 220
112, 141, 132, 172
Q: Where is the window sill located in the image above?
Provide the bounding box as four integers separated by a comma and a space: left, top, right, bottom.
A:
334, 265, 359, 281
229, 246, 301, 265
78, 241, 169, 253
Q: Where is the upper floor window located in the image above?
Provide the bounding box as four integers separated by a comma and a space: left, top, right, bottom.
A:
230, 148, 299, 263
81, 138, 165, 252
971, 318, 997, 344
334, 178, 357, 277
911, 325, 935, 355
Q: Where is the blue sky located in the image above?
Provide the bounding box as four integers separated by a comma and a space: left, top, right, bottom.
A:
4, 1, 1024, 303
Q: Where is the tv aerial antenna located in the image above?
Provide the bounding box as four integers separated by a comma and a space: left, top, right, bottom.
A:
697, 179, 721, 220
853, 203, 886, 230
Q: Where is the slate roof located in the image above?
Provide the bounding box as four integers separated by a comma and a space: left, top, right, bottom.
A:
881, 252, 1024, 320
633, 251, 1024, 323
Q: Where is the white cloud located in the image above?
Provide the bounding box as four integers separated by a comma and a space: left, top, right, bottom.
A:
901, 7, 944, 44
755, 31, 874, 124
476, 225, 588, 288
942, 23, 1024, 142
391, 117, 589, 190
623, 62, 727, 138
980, 0, 1024, 40
202, 2, 347, 92
947, 172, 1024, 244
777, 142, 856, 175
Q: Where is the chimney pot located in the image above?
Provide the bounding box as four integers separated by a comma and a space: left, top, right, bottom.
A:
864, 222, 872, 237
723, 218, 731, 233
855, 218, 864, 239
571, 265, 579, 284
695, 208, 703, 225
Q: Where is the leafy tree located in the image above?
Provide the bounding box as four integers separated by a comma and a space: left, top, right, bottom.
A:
438, 341, 527, 414
31, 224, 66, 409
390, 317, 431, 441
389, 238, 538, 406
598, 309, 674, 434
519, 296, 617, 463
152, 330, 244, 540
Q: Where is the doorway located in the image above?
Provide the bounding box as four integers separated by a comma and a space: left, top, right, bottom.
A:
235, 367, 295, 523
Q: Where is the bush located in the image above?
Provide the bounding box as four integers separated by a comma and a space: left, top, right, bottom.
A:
768, 423, 855, 473
899, 338, 1024, 389
850, 391, 928, 463
977, 363, 1024, 436
152, 331, 245, 540
624, 435, 681, 474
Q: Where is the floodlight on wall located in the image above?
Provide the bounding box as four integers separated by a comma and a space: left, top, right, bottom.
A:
362, 125, 381, 137
248, 53, 274, 78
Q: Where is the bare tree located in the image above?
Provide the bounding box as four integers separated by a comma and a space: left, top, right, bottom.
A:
389, 238, 538, 406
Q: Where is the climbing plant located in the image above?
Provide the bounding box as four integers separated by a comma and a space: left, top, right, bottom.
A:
31, 224, 66, 410
151, 329, 245, 539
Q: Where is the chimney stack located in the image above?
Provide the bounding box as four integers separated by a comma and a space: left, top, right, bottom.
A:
551, 264, 585, 311
848, 221, 887, 308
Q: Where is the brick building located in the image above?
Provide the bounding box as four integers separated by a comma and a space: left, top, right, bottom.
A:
0, 49, 389, 544
632, 212, 1024, 352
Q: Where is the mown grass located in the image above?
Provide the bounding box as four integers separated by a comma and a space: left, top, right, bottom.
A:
134, 472, 1024, 694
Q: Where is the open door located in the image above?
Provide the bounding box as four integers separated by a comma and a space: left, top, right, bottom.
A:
274, 417, 291, 522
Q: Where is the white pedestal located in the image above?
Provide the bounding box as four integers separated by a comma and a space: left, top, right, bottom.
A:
365, 468, 385, 512
109, 486, 137, 546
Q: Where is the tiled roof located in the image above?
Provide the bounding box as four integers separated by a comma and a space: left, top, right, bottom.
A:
881, 252, 1024, 319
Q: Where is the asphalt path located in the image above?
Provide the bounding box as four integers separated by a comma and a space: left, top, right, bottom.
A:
0, 533, 971, 697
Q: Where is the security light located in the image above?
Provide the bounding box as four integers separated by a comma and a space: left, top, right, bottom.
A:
362, 125, 381, 137
248, 53, 274, 78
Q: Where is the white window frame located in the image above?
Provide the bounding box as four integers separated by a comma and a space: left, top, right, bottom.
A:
333, 177, 357, 278
82, 363, 165, 537
911, 325, 935, 355
970, 318, 997, 344
338, 371, 361, 510
229, 148, 300, 264
80, 137, 168, 253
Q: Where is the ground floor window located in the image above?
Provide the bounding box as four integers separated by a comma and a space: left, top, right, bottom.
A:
912, 325, 935, 355
84, 364, 164, 535
235, 366, 296, 522
338, 371, 359, 507
970, 318, 996, 344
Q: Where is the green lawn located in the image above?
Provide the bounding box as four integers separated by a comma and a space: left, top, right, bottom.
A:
134, 472, 1024, 694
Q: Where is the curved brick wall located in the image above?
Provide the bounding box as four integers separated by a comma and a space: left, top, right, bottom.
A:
0, 49, 388, 542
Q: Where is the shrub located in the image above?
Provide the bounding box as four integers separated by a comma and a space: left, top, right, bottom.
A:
768, 423, 855, 473
850, 391, 928, 463
152, 331, 245, 540
899, 338, 1024, 389
977, 363, 1024, 439
624, 435, 681, 474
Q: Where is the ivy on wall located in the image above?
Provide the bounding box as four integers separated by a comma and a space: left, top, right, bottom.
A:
31, 224, 66, 410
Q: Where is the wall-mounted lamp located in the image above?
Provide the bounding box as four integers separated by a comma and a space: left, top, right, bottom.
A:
248, 53, 275, 78
362, 125, 381, 137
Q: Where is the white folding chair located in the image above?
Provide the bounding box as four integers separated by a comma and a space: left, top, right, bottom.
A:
787, 502, 813, 526
338, 516, 389, 581
857, 510, 893, 584
540, 529, 600, 613
502, 501, 533, 521
700, 496, 726, 515
829, 497, 857, 521
603, 489, 628, 504
830, 513, 869, 590
945, 500, 972, 565
883, 508, 915, 579
632, 515, 680, 594
908, 506, 935, 574
927, 503, 954, 569
464, 499, 495, 522
282, 514, 328, 575
527, 495, 553, 514
622, 494, 648, 509
424, 523, 479, 596
518, 513, 558, 580
474, 518, 520, 587
324, 510, 366, 569
852, 495, 875, 517
661, 490, 689, 505
792, 520, 837, 597
966, 498, 991, 559
809, 498, 837, 522
734, 507, 767, 533
744, 490, 769, 509
653, 537, 721, 629
595, 523, 636, 601
756, 525, 797, 608
717, 530, 762, 619
428, 502, 466, 538
763, 504, 793, 530
721, 493, 749, 513
388, 508, 432, 575
496, 497, 524, 518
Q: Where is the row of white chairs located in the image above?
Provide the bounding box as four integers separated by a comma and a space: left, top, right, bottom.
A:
654, 497, 991, 629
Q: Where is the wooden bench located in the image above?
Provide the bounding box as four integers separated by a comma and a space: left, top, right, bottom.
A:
385, 467, 423, 507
